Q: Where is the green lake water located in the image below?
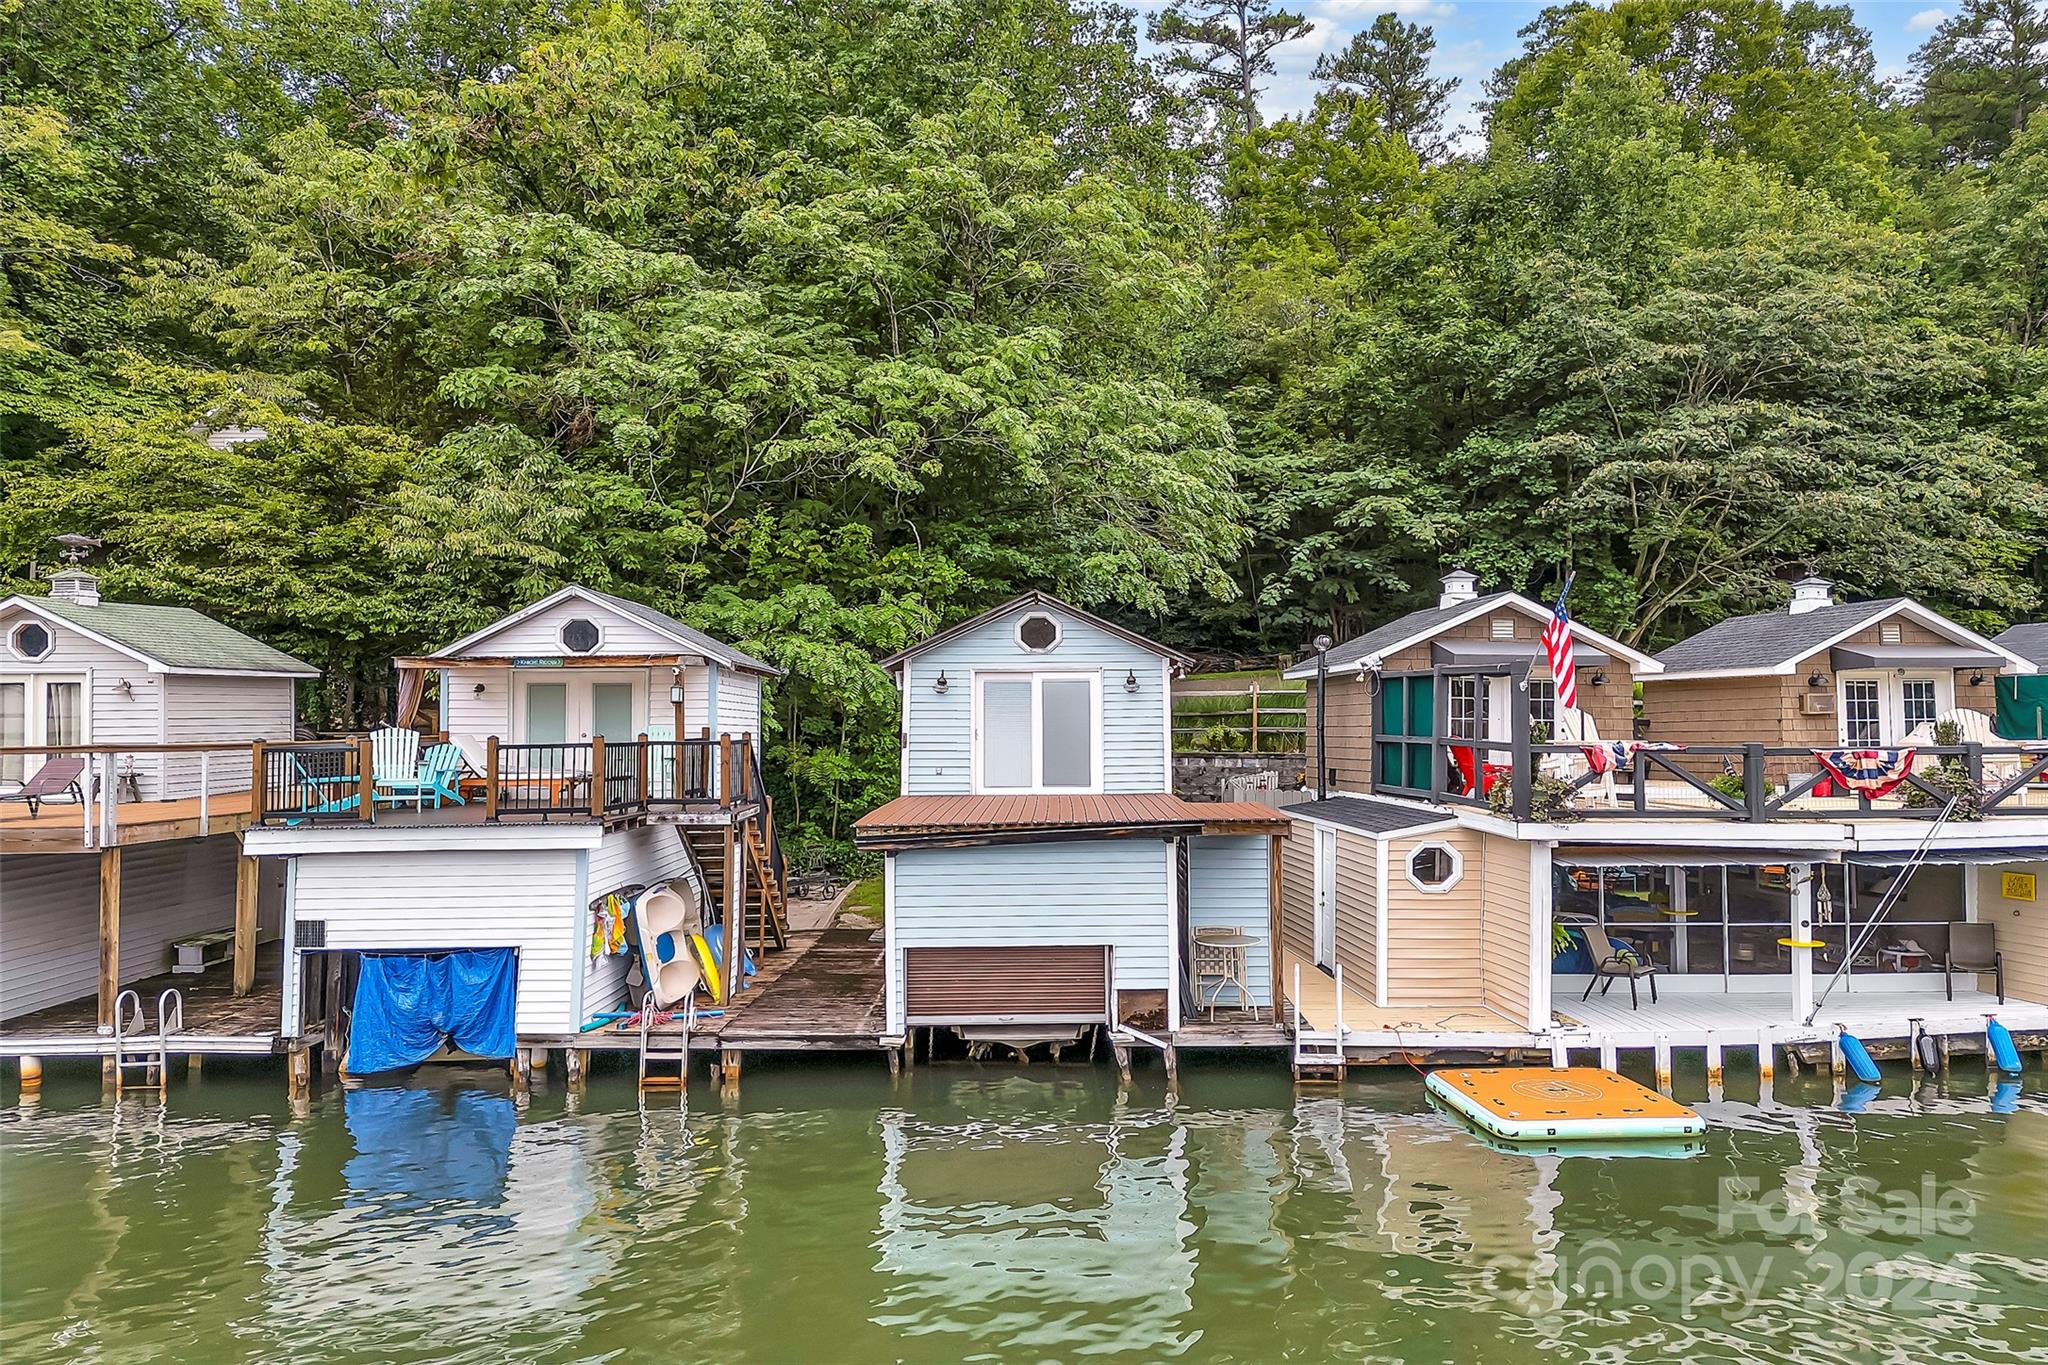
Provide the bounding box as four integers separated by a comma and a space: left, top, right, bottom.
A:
2, 1058, 2044, 1363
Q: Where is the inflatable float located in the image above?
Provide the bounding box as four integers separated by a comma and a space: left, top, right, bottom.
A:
1426, 1067, 1705, 1142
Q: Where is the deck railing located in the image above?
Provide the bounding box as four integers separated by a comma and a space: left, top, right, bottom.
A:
1364, 668, 2048, 823
254, 733, 758, 825
2, 741, 268, 848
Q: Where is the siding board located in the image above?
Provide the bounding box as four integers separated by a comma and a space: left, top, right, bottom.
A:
1188, 835, 1273, 1007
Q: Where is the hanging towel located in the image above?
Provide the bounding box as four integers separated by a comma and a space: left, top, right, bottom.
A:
1813, 748, 1916, 799
347, 949, 519, 1074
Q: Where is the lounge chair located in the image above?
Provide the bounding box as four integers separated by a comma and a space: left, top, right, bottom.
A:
1577, 920, 1659, 1009
3, 755, 90, 817
1946, 923, 2004, 1003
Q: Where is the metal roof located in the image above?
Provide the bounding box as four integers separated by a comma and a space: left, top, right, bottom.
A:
1284, 796, 1454, 835
6, 595, 318, 676
1651, 599, 1906, 675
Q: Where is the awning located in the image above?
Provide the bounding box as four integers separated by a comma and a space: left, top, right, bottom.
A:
1432, 639, 1612, 669
1554, 846, 1843, 868
1829, 643, 2007, 671
1849, 847, 2048, 866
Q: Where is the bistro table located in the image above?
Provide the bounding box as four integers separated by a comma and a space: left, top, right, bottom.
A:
1194, 931, 1263, 1021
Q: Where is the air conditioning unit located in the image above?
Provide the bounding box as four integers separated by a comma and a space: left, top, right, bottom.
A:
1801, 692, 1835, 715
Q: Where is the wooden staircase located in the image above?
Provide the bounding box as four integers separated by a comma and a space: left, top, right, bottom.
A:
677, 808, 789, 953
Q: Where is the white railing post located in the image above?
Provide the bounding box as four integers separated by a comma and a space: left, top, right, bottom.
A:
1293, 963, 1303, 1035
103, 754, 118, 844
198, 750, 210, 836
1333, 962, 1345, 1041
81, 757, 95, 849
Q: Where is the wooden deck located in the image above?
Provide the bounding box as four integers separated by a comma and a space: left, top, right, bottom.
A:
1, 789, 258, 854
0, 943, 283, 1057
1278, 947, 1524, 1039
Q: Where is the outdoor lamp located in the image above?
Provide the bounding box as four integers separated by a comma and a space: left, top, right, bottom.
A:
670, 667, 685, 706
1970, 670, 1986, 687
1589, 670, 1607, 687
934, 670, 950, 695
1807, 671, 1828, 689
1123, 669, 1139, 693
113, 678, 134, 699
473, 682, 487, 696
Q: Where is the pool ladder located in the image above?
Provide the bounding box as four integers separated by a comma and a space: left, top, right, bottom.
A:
636, 990, 693, 1091
109, 988, 183, 1094
1290, 964, 1347, 1083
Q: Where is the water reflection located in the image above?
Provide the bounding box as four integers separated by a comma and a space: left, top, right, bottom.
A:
0, 1065, 2042, 1364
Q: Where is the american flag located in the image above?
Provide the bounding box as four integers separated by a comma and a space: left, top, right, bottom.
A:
1543, 574, 1578, 722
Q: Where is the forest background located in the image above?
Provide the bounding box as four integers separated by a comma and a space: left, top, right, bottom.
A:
5, 0, 2045, 859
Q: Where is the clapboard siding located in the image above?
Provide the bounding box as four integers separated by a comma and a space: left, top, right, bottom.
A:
1477, 833, 1534, 1025
1383, 828, 1488, 1007
456, 597, 681, 656
1332, 828, 1379, 995
716, 671, 763, 750
1278, 825, 1315, 963
1, 613, 161, 790
1188, 835, 1272, 1007
580, 825, 706, 1018
162, 674, 295, 797
889, 839, 1171, 1023
0, 837, 284, 1020
440, 662, 750, 748
1979, 863, 2048, 1002
902, 604, 1168, 795
287, 849, 582, 1035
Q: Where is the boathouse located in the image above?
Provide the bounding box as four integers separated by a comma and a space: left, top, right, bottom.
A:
854, 593, 1290, 1064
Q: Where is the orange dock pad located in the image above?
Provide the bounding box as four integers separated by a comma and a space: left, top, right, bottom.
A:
1425, 1066, 1705, 1142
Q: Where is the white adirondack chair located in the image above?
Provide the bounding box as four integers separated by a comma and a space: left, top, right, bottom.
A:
369, 726, 423, 807
1902, 707, 2021, 785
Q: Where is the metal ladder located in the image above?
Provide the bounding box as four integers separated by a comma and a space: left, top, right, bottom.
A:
636, 991, 693, 1091
1291, 964, 1347, 1082
110, 988, 180, 1094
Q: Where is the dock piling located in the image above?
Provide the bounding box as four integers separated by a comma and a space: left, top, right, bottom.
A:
1112, 1043, 1132, 1086
1653, 1036, 1672, 1094
1756, 1032, 1775, 1083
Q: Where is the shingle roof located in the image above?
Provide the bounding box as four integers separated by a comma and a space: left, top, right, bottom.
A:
1994, 623, 2048, 667
1299, 593, 1519, 675
14, 596, 319, 675
1651, 599, 1905, 675
1286, 796, 1453, 835
574, 586, 782, 677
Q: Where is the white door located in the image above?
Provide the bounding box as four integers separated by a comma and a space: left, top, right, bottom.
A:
1838, 672, 1950, 744
0, 674, 86, 783
1312, 825, 1337, 967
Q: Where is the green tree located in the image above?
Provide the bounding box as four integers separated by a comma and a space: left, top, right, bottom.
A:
1914, 0, 2048, 165
1312, 13, 1459, 159
1149, 0, 1313, 137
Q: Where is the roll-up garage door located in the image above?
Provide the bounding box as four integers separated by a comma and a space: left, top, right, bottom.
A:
903, 946, 1110, 1023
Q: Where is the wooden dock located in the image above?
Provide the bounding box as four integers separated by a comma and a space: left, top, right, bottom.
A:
0, 944, 283, 1058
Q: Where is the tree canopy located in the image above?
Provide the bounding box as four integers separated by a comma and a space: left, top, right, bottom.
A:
5, 0, 2046, 861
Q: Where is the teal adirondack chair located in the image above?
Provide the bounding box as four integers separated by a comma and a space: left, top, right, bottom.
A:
283, 753, 361, 825
414, 742, 467, 808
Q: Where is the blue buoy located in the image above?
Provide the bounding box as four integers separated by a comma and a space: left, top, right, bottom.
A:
1838, 1031, 1882, 1085
1986, 1019, 2023, 1075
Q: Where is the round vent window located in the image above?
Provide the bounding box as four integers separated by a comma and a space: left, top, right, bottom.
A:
10, 621, 53, 661
559, 618, 602, 654
1016, 613, 1061, 653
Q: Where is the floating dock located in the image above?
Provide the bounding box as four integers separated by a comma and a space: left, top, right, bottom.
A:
1425, 1066, 1705, 1142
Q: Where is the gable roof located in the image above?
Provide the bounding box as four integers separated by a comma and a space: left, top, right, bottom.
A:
1995, 623, 2048, 667
879, 591, 1193, 671
1282, 591, 1661, 680
1651, 598, 2034, 680
429, 585, 782, 677
3, 595, 319, 677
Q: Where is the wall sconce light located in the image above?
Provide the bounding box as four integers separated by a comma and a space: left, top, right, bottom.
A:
472, 682, 487, 696
1123, 669, 1139, 693
933, 670, 950, 695
1807, 672, 1828, 689
670, 666, 684, 707
113, 678, 134, 699
1970, 670, 1986, 687
1588, 670, 1607, 687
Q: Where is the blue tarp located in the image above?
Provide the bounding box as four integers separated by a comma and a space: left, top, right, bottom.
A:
347, 949, 518, 1075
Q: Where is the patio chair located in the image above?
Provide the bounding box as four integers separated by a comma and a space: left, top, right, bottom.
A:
2, 755, 90, 817
368, 726, 424, 809
1539, 711, 1619, 807
1904, 708, 2022, 786
1576, 920, 1659, 1009
1945, 923, 2004, 1003
375, 740, 467, 810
